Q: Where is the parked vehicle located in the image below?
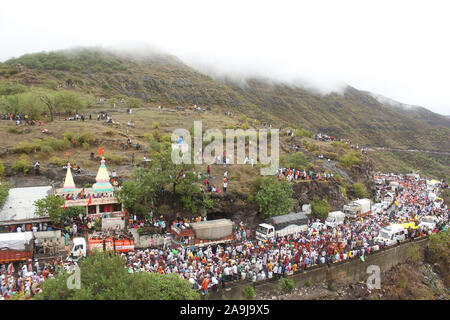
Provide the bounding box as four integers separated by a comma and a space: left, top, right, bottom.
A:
256, 212, 308, 241
372, 203, 384, 215
374, 224, 407, 246
418, 216, 438, 230
171, 219, 235, 247
68, 235, 134, 262
308, 222, 326, 233
0, 232, 34, 264
325, 211, 346, 228
343, 198, 372, 219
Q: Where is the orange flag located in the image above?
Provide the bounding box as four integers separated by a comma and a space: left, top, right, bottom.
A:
88, 196, 92, 205
68, 149, 71, 158
97, 147, 103, 156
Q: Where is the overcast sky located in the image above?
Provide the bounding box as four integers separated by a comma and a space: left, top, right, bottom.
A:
1, 0, 449, 115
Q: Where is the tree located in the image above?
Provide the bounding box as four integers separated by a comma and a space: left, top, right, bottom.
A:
310, 197, 331, 219
34, 195, 65, 223
126, 97, 141, 109
38, 253, 200, 300
255, 177, 294, 218
353, 182, 368, 198
54, 90, 87, 114
40, 92, 57, 121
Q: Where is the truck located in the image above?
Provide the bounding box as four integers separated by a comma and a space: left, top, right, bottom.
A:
343, 198, 372, 219
170, 219, 235, 247
256, 212, 308, 241
325, 211, 346, 228
68, 234, 134, 262
0, 232, 34, 264
374, 224, 407, 246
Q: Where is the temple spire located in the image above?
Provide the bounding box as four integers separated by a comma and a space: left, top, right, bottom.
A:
63, 163, 76, 192
92, 157, 114, 192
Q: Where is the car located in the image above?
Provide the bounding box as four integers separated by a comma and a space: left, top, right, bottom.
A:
418, 216, 438, 230
308, 222, 326, 233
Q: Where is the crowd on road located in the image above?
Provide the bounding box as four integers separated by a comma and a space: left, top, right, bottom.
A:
1, 175, 448, 298
122, 175, 448, 295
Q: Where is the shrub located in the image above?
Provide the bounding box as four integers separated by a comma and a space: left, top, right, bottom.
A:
7, 127, 23, 134
241, 122, 250, 130
12, 155, 30, 175
311, 197, 331, 219
76, 132, 93, 145
279, 278, 295, 292
104, 152, 124, 165
0, 160, 5, 177
104, 129, 115, 136
41, 137, 70, 151
407, 243, 423, 263
0, 182, 11, 209
301, 139, 317, 152
294, 127, 313, 138
338, 151, 362, 169
281, 152, 311, 169
63, 131, 75, 142
398, 278, 407, 289
353, 182, 368, 198
152, 122, 160, 129
304, 280, 312, 287
49, 156, 66, 166
152, 129, 161, 142
13, 140, 40, 154
242, 285, 255, 299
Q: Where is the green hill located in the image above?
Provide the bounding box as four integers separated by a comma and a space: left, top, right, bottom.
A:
0, 47, 449, 179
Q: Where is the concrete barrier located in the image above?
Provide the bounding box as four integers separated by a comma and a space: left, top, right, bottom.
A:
208, 237, 430, 300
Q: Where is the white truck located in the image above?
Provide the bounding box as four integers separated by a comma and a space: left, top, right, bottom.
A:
418, 216, 439, 230
256, 212, 308, 241
325, 211, 346, 228
372, 203, 384, 215
374, 224, 407, 246
343, 198, 372, 219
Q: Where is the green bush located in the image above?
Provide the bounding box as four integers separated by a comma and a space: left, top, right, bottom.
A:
304, 280, 312, 287
242, 285, 255, 299
280, 152, 311, 169
294, 127, 313, 138
7, 127, 23, 134
104, 152, 124, 165
311, 197, 331, 219
152, 122, 160, 129
41, 137, 70, 152
49, 156, 67, 166
12, 155, 30, 175
0, 160, 5, 177
241, 122, 250, 130
63, 131, 75, 142
338, 151, 362, 169
255, 177, 294, 218
13, 140, 41, 154
0, 182, 11, 209
279, 278, 295, 292
353, 182, 368, 198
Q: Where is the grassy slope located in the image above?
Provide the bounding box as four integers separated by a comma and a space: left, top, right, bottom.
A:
1, 47, 449, 180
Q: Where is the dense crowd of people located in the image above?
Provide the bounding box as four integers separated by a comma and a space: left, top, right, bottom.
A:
0, 175, 447, 298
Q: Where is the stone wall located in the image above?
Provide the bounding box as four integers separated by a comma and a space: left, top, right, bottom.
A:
208, 237, 429, 300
